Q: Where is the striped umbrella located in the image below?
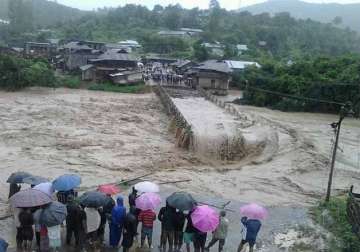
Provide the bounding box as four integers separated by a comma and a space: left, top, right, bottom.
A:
10, 189, 52, 208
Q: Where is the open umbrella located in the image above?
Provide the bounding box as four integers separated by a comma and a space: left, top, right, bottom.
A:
9, 189, 52, 208
0, 237, 8, 252
191, 205, 219, 232
134, 181, 159, 193
98, 184, 120, 195
34, 182, 54, 196
53, 174, 81, 191
78, 191, 107, 208
39, 201, 67, 227
135, 192, 161, 210
6, 172, 32, 184
23, 175, 48, 186
166, 192, 197, 211
240, 203, 268, 220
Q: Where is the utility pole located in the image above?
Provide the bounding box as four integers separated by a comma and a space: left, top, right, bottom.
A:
325, 102, 354, 202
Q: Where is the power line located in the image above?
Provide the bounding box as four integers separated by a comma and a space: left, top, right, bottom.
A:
242, 85, 346, 106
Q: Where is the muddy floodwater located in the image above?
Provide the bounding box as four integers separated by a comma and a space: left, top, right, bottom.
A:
0, 87, 360, 250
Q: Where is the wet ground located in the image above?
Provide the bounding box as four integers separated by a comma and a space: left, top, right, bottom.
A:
6, 186, 310, 252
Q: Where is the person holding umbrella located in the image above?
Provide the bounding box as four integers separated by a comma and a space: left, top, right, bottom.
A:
66, 195, 82, 246
237, 203, 267, 252
18, 208, 34, 250
173, 209, 186, 252
205, 210, 229, 252
122, 206, 138, 252
7, 172, 32, 199
110, 196, 126, 248
158, 202, 176, 252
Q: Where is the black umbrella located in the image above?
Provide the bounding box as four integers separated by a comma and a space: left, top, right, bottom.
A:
6, 172, 32, 184
166, 192, 197, 211
78, 191, 107, 208
23, 176, 48, 186
0, 238, 8, 252
39, 201, 67, 227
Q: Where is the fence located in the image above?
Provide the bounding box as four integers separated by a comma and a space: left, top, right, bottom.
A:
153, 85, 193, 149
347, 185, 360, 238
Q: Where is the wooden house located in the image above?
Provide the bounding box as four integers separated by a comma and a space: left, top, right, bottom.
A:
170, 60, 196, 75
62, 41, 101, 71
190, 60, 233, 95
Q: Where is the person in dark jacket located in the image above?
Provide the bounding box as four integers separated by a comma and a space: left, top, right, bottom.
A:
110, 196, 126, 248
158, 203, 175, 252
173, 210, 186, 252
18, 208, 34, 250
8, 183, 20, 199
237, 217, 262, 252
97, 195, 115, 244
128, 187, 137, 208
66, 195, 83, 246
183, 211, 196, 252
193, 228, 207, 252
122, 206, 138, 252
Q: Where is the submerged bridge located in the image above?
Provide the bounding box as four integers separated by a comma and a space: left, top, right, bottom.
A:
154, 85, 259, 161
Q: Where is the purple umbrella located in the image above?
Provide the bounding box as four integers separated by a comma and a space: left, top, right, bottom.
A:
135, 192, 161, 210
240, 203, 268, 220
191, 205, 219, 232
9, 189, 52, 208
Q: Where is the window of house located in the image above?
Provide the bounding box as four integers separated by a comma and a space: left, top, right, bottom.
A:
211, 79, 216, 88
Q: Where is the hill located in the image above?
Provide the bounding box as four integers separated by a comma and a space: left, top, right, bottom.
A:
0, 0, 87, 27
241, 0, 360, 33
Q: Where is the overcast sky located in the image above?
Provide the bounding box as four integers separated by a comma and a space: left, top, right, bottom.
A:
56, 0, 360, 11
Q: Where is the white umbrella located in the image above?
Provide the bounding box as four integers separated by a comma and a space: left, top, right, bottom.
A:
34, 182, 54, 197
134, 181, 159, 193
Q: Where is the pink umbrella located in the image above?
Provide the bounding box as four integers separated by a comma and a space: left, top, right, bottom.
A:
98, 184, 120, 195
191, 205, 219, 232
240, 203, 268, 220
135, 192, 161, 210
10, 189, 53, 208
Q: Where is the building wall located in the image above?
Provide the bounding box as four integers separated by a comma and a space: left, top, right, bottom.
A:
197, 77, 229, 95
82, 68, 95, 81
65, 53, 98, 71
112, 72, 142, 84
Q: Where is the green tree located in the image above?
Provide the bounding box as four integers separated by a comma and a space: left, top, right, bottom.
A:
193, 41, 209, 61
8, 0, 33, 34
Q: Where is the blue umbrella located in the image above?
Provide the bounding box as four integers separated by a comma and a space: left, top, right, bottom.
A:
40, 201, 67, 227
52, 174, 81, 191
6, 172, 32, 184
0, 238, 8, 252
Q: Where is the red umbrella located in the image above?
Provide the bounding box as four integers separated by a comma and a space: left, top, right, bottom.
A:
98, 184, 120, 195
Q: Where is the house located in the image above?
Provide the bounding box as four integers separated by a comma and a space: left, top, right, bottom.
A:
201, 42, 225, 57
236, 44, 248, 55
143, 56, 177, 65
86, 49, 140, 81
80, 64, 96, 81
170, 60, 196, 74
180, 28, 203, 36
106, 43, 131, 52
24, 42, 55, 57
109, 70, 143, 85
80, 40, 106, 51
62, 41, 101, 71
158, 31, 190, 39
190, 60, 233, 95
225, 60, 260, 71
118, 40, 141, 49
0, 19, 10, 25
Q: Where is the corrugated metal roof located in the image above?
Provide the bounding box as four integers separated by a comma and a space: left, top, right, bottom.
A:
80, 64, 94, 71
225, 60, 260, 70
95, 49, 139, 61
194, 60, 232, 74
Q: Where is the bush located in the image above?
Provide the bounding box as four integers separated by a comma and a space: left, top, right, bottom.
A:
0, 55, 55, 91
312, 198, 360, 252
59, 76, 81, 89
88, 82, 150, 93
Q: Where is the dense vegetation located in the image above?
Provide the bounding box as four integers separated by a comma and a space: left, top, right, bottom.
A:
242, 0, 360, 33
0, 54, 55, 90
312, 198, 360, 252
237, 55, 360, 113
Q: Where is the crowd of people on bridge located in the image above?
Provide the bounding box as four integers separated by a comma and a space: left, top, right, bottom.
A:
5, 172, 266, 252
